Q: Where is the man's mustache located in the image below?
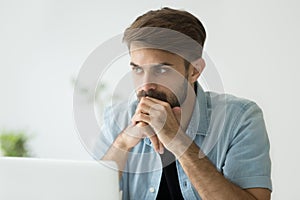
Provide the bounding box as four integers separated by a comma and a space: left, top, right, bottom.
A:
137, 89, 168, 103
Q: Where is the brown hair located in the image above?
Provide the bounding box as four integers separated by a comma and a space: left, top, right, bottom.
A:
123, 7, 206, 64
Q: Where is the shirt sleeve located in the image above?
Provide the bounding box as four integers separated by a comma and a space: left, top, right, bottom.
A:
223, 102, 272, 191
92, 104, 131, 192
92, 106, 122, 160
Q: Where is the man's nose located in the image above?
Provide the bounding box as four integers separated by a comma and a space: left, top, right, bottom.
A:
141, 74, 157, 91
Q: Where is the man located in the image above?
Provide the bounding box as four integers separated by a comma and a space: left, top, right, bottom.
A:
95, 7, 272, 200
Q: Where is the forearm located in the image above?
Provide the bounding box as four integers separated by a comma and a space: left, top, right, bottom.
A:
101, 134, 130, 179
172, 135, 259, 200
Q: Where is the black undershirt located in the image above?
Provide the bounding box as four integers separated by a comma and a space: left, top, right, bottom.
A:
156, 83, 197, 200
156, 149, 184, 200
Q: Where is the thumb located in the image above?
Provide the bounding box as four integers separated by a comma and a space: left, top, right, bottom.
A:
172, 106, 181, 123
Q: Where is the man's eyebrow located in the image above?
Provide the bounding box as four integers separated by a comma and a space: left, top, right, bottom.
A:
130, 62, 139, 67
130, 62, 173, 68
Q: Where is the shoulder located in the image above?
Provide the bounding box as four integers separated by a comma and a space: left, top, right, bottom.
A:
204, 91, 266, 138
205, 91, 262, 116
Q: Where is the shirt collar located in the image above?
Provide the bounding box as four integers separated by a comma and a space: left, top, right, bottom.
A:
186, 82, 209, 137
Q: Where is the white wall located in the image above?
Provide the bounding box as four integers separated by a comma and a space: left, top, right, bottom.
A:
0, 0, 299, 199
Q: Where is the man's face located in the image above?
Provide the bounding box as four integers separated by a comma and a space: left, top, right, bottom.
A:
130, 48, 193, 108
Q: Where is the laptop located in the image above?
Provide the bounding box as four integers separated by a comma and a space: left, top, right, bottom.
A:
0, 157, 120, 200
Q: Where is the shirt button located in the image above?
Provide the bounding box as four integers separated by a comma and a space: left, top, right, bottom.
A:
184, 181, 188, 187
149, 187, 155, 193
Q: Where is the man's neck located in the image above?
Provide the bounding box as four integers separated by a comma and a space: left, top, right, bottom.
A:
179, 82, 197, 132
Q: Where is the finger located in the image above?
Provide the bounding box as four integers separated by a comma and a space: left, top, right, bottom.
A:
140, 97, 166, 111
158, 140, 164, 154
145, 96, 170, 107
137, 121, 148, 126
136, 100, 152, 115
142, 125, 164, 154
132, 113, 151, 124
172, 107, 181, 123
135, 121, 152, 135
139, 98, 167, 120
124, 122, 145, 139
139, 123, 161, 153
148, 135, 160, 152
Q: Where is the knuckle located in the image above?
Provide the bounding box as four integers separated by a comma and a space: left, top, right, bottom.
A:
136, 108, 142, 114
140, 97, 147, 103
136, 123, 143, 128
163, 102, 170, 108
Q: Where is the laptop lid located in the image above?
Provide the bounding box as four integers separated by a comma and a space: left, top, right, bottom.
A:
0, 157, 119, 200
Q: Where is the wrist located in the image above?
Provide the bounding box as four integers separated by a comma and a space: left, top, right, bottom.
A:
166, 130, 193, 157
113, 132, 132, 151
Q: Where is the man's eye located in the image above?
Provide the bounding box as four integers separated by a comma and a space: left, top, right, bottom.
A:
155, 68, 168, 74
132, 67, 143, 74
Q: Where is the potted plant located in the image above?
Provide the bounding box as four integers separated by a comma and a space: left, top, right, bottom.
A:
0, 130, 31, 157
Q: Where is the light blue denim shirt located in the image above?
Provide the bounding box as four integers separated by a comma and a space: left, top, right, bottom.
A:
93, 82, 272, 200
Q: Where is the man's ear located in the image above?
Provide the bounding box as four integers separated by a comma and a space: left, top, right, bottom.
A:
189, 58, 206, 83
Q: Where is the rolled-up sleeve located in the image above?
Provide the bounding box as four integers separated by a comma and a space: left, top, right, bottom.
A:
92, 103, 132, 192
223, 102, 272, 191
92, 106, 121, 160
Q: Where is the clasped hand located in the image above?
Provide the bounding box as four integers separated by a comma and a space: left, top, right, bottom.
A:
120, 96, 182, 154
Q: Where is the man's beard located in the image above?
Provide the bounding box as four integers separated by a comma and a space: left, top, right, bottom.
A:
136, 80, 188, 108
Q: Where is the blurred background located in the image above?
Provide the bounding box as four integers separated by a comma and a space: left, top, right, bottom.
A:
0, 0, 299, 199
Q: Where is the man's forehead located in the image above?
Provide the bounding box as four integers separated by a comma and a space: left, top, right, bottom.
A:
129, 46, 177, 57
130, 48, 184, 67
